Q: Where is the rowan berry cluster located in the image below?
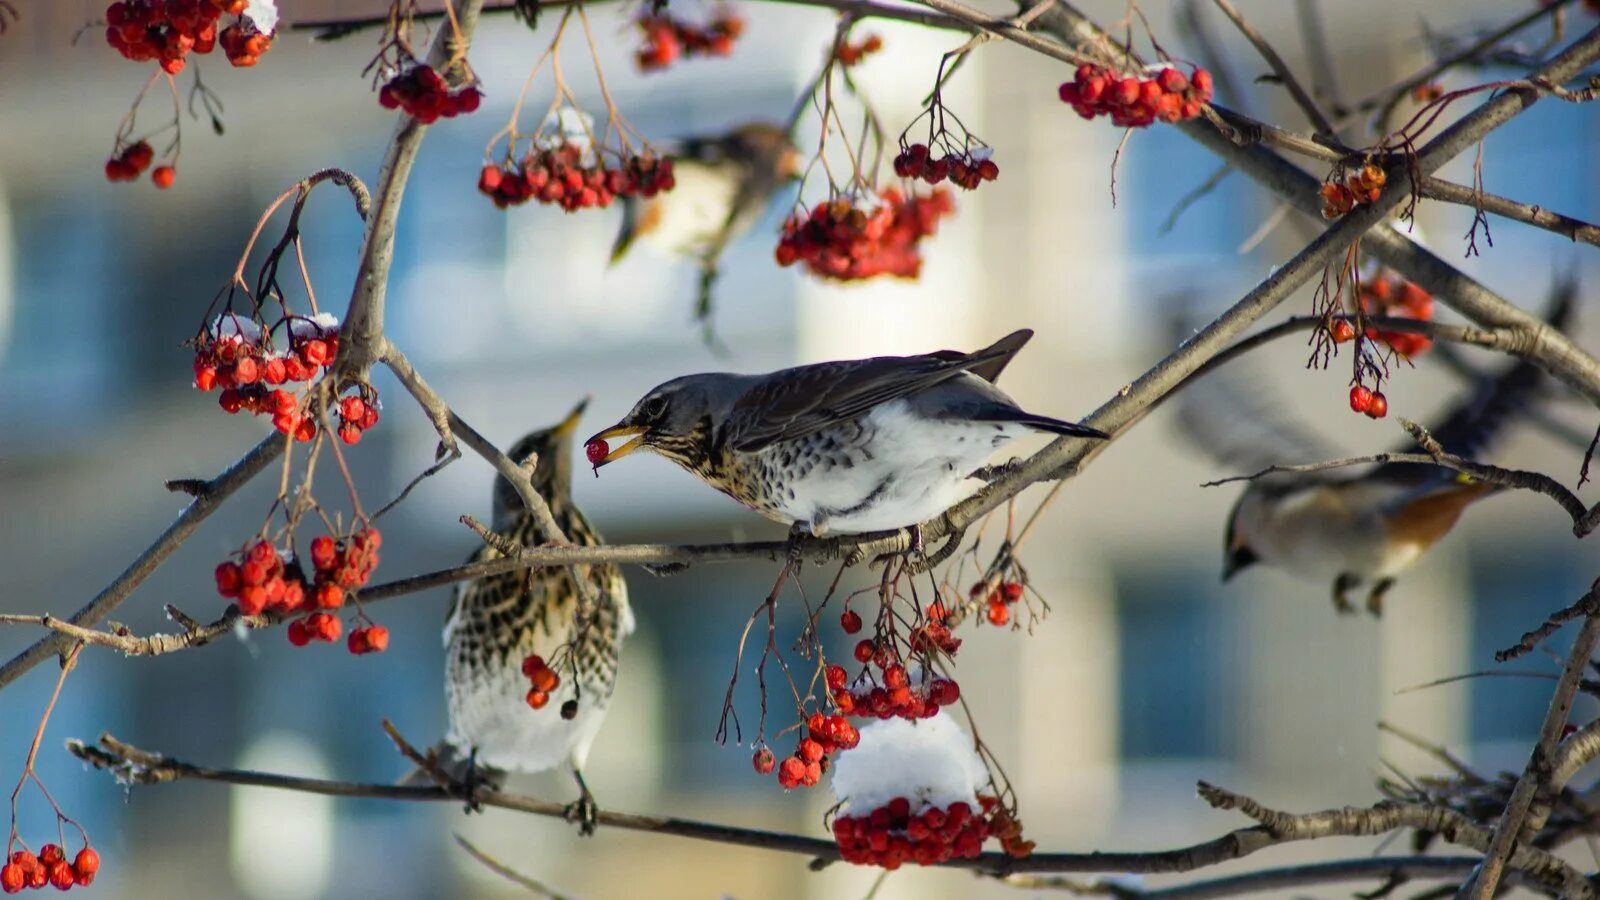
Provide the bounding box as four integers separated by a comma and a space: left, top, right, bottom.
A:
1, 845, 99, 893
104, 1, 271, 73
635, 8, 744, 71
910, 602, 962, 656
215, 538, 306, 616
1058, 63, 1214, 126
335, 392, 381, 445
103, 140, 174, 188
281, 528, 383, 650
478, 145, 676, 212
192, 316, 350, 442
775, 187, 954, 282
835, 33, 882, 66
377, 63, 483, 123
892, 143, 998, 191
1319, 164, 1387, 219
973, 580, 1024, 627
521, 654, 562, 710
1355, 273, 1434, 358
286, 612, 343, 646
832, 796, 990, 868
760, 711, 860, 790
1348, 384, 1389, 419
834, 656, 961, 721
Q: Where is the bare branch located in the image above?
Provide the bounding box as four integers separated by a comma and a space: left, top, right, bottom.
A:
1004, 857, 1500, 899
1209, 0, 1337, 135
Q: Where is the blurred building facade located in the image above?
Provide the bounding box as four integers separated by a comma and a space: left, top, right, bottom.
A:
0, 1, 1596, 897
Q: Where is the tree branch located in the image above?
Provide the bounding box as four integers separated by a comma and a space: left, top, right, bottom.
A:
1208, 0, 1337, 135
1004, 856, 1504, 899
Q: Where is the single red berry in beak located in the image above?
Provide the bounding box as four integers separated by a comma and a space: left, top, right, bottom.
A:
585, 439, 609, 475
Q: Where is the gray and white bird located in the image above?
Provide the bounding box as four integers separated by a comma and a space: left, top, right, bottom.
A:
439, 400, 633, 831
609, 120, 800, 271
1183, 283, 1574, 615
585, 329, 1107, 536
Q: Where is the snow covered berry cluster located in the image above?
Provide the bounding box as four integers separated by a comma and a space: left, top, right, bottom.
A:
215, 538, 307, 617
634, 7, 744, 71
1319, 164, 1387, 219
477, 144, 675, 212
1, 845, 99, 893
521, 654, 562, 710
1355, 272, 1434, 359
775, 187, 954, 282
377, 63, 483, 122
975, 580, 1024, 627
829, 717, 1033, 868
892, 143, 998, 191
104, 0, 274, 73
1058, 63, 1213, 126
835, 654, 961, 722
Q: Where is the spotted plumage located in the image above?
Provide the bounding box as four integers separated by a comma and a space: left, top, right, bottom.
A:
587, 330, 1108, 536
438, 400, 632, 831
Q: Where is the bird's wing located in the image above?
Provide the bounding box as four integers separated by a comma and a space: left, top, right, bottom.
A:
727, 330, 1034, 452
1172, 357, 1336, 478
1370, 277, 1577, 485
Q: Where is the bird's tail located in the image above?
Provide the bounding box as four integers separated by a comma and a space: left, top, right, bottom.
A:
979, 408, 1109, 440
608, 196, 640, 267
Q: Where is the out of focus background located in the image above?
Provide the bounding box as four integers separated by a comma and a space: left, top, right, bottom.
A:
1, 1, 1597, 897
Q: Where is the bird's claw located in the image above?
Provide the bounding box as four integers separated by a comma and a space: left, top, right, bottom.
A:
1366, 578, 1394, 618
1332, 573, 1359, 616
564, 793, 599, 836
969, 457, 1024, 483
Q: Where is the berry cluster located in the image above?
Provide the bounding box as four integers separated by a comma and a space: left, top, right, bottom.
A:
286, 612, 343, 646
377, 64, 483, 123
284, 528, 384, 651
1355, 273, 1434, 358
635, 8, 744, 71
103, 140, 174, 188
215, 538, 306, 617
892, 143, 998, 191
192, 316, 349, 442
835, 33, 883, 66
835, 656, 961, 721
1319, 164, 1387, 219
346, 623, 390, 655
973, 580, 1024, 627
1058, 63, 1213, 127
521, 654, 562, 710
2, 845, 99, 893
104, 1, 271, 73
1348, 384, 1389, 419
775, 187, 954, 282
761, 711, 860, 790
910, 602, 962, 656
478, 145, 676, 212
832, 796, 989, 868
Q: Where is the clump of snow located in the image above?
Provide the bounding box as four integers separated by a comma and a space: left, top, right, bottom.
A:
830, 715, 987, 816
288, 312, 340, 339
968, 146, 993, 162
537, 107, 598, 164
210, 314, 262, 343
243, 0, 278, 35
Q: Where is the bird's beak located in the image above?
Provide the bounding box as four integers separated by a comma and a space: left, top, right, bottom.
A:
552, 397, 590, 439
585, 423, 649, 468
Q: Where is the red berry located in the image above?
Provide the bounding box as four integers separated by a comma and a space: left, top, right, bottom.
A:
70, 849, 97, 882
986, 601, 1010, 626
853, 639, 875, 663
363, 625, 389, 652
526, 689, 550, 709
0, 863, 21, 895
307, 611, 342, 642
1001, 581, 1024, 602
215, 561, 243, 597
287, 618, 311, 646
1349, 385, 1374, 413
1331, 319, 1356, 343
799, 738, 824, 763
152, 165, 176, 189
777, 756, 806, 788
1366, 391, 1388, 419
521, 654, 546, 677
752, 746, 775, 774
585, 439, 609, 466
840, 610, 863, 634
825, 664, 847, 690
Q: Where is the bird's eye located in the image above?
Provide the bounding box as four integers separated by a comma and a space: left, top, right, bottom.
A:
642, 396, 669, 421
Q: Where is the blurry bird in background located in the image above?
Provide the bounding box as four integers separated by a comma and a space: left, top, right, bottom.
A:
586, 329, 1107, 539
1177, 281, 1576, 616
430, 399, 633, 834
609, 120, 801, 327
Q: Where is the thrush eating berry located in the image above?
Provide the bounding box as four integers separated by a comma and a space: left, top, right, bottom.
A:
433, 399, 634, 833
608, 120, 801, 270
585, 329, 1107, 537
1190, 280, 1576, 616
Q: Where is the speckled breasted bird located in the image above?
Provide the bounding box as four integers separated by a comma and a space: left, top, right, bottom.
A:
439, 400, 633, 831
585, 329, 1107, 536
608, 121, 801, 267
1186, 283, 1574, 616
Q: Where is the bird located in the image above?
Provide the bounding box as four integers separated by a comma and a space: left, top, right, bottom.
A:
1185, 282, 1575, 616
585, 329, 1108, 538
609, 121, 801, 323
435, 398, 633, 833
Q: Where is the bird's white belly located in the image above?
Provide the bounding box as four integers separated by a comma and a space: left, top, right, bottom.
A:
642, 164, 739, 257
777, 401, 1020, 534
445, 665, 610, 774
